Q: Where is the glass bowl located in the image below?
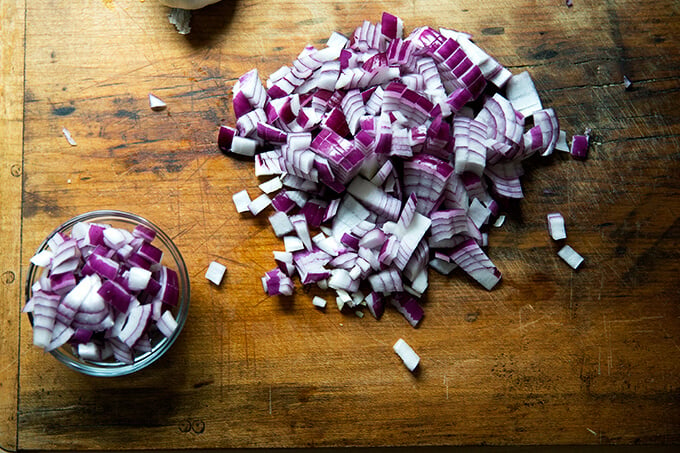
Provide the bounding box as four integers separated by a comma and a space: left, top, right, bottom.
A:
24, 210, 190, 377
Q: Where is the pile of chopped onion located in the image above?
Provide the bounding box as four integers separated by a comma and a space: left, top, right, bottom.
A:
218, 13, 578, 327
24, 221, 180, 364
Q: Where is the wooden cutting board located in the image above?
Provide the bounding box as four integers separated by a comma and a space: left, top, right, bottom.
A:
1, 0, 679, 450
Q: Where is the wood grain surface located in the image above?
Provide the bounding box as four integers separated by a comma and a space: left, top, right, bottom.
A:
0, 0, 25, 450
1, 0, 679, 450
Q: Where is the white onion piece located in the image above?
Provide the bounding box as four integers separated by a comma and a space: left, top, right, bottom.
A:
45, 324, 75, 352
429, 257, 458, 275
259, 176, 283, 194
283, 235, 305, 252
558, 245, 584, 269
127, 267, 152, 291
248, 194, 272, 215
77, 342, 101, 361
556, 130, 570, 152
335, 289, 352, 310
157, 310, 178, 338
205, 261, 227, 285
312, 296, 327, 308
347, 176, 401, 221
468, 198, 491, 229
547, 212, 567, 240
119, 304, 152, 348
269, 211, 295, 237
32, 293, 60, 348
408, 268, 428, 296
30, 250, 53, 267
290, 214, 313, 250
231, 136, 258, 157
393, 338, 420, 372
62, 127, 77, 146
368, 268, 403, 294
505, 71, 543, 117
328, 268, 359, 292
394, 212, 431, 271
103, 227, 126, 250
149, 93, 167, 111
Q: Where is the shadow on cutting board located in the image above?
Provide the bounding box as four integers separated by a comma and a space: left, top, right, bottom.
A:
184, 1, 241, 48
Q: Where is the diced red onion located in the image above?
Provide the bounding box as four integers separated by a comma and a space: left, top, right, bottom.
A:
449, 238, 501, 290
555, 130, 570, 152
294, 248, 332, 284
49, 272, 77, 295
30, 249, 53, 267
393, 337, 420, 371
269, 211, 295, 237
31, 292, 60, 348
368, 268, 403, 294
157, 310, 178, 338
255, 149, 283, 176
312, 295, 328, 309
558, 245, 584, 269
358, 228, 386, 250
364, 291, 384, 319
77, 342, 102, 362
259, 176, 283, 194
119, 304, 151, 348
262, 268, 295, 296
403, 154, 453, 215
205, 261, 227, 286
230, 136, 259, 157
547, 212, 567, 241
98, 279, 132, 313
86, 254, 120, 281
404, 240, 429, 284
218, 125, 236, 153
390, 293, 424, 327
26, 219, 184, 365
570, 132, 590, 160
233, 68, 268, 117
248, 194, 272, 215
505, 71, 543, 117
484, 161, 524, 199
347, 176, 401, 221
623, 75, 632, 90
283, 235, 305, 253
393, 212, 431, 271
429, 256, 458, 275
216, 13, 585, 332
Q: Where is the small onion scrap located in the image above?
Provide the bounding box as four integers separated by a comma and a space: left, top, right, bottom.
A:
547, 212, 567, 241
205, 261, 227, 285
558, 245, 584, 270
393, 338, 420, 372
219, 13, 579, 327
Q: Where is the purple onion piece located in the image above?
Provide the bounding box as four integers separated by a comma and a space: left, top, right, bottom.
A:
98, 280, 132, 313
570, 134, 589, 160
390, 293, 424, 328
138, 241, 163, 264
